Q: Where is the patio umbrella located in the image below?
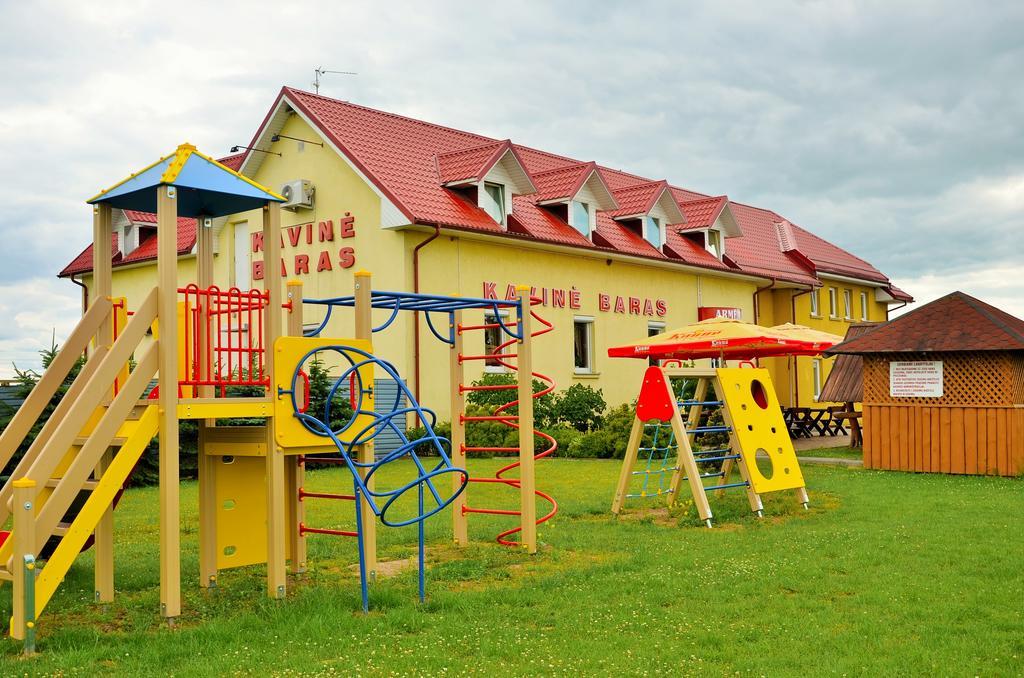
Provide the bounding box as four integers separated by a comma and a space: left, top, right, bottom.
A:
607, 316, 815, 361
767, 323, 844, 356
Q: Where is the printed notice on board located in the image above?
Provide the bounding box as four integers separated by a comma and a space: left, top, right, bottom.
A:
889, 361, 943, 397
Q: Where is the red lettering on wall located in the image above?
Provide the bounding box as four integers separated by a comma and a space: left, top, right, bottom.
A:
338, 214, 355, 238
569, 289, 581, 309
599, 293, 610, 312
252, 259, 264, 280
643, 299, 654, 316
629, 297, 640, 315
287, 225, 303, 247
614, 296, 625, 313
251, 232, 263, 253
338, 247, 356, 269
306, 222, 313, 244
505, 284, 517, 301
294, 254, 310, 275
318, 220, 334, 241
552, 289, 566, 308
316, 250, 332, 272
656, 300, 667, 317
483, 282, 497, 299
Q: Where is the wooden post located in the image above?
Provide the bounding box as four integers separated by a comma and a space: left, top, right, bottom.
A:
263, 203, 287, 599
286, 279, 307, 574
353, 270, 377, 578
196, 216, 218, 589
11, 479, 37, 642
611, 415, 644, 514
92, 203, 115, 603
515, 287, 537, 553
450, 309, 468, 545
156, 186, 181, 621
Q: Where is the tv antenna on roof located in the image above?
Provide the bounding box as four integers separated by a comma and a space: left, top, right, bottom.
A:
313, 67, 357, 94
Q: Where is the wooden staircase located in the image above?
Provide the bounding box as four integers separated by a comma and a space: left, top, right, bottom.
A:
0, 288, 161, 639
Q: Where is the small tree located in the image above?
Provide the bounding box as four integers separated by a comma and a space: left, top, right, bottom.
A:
553, 383, 606, 432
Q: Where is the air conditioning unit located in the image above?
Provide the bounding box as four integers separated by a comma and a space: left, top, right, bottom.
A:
280, 179, 314, 210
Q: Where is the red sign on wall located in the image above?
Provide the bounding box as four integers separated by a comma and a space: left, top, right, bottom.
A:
698, 306, 741, 321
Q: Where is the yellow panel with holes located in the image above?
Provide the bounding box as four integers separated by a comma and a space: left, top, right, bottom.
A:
273, 336, 375, 449
716, 367, 806, 493
214, 453, 293, 570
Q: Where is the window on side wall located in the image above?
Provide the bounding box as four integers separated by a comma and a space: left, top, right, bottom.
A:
843, 289, 852, 320
809, 288, 820, 317
828, 287, 838, 318
812, 359, 822, 401
571, 200, 590, 237
484, 310, 510, 372
644, 216, 662, 249
860, 291, 868, 321
647, 321, 666, 366
574, 316, 595, 374
481, 182, 506, 226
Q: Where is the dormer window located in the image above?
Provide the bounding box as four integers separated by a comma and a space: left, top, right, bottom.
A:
571, 200, 591, 237
706, 229, 722, 259
481, 182, 506, 226
644, 216, 662, 249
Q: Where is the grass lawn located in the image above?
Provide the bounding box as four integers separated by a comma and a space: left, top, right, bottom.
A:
796, 445, 864, 460
1, 458, 1021, 676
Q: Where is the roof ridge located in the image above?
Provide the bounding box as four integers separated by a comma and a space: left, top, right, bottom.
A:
956, 292, 1024, 344
285, 87, 495, 146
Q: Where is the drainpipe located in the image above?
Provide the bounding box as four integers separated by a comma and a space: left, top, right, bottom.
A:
886, 300, 907, 320
412, 223, 441, 405
69, 273, 88, 314
752, 278, 777, 325
790, 287, 812, 406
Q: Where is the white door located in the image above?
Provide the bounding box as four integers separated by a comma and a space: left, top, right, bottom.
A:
233, 221, 250, 290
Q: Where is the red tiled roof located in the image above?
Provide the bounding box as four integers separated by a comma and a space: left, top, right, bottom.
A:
62, 87, 903, 293
532, 162, 594, 203
818, 322, 880, 402
59, 213, 196, 277
678, 196, 728, 232
886, 284, 914, 302
436, 140, 508, 185
827, 292, 1024, 354
607, 180, 674, 219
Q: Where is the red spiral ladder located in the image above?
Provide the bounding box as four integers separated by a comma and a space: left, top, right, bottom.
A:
456, 295, 559, 547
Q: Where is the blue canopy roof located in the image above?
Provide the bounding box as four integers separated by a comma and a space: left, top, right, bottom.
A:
88, 144, 283, 218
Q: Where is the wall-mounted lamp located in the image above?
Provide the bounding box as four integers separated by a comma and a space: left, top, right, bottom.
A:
229, 145, 281, 156
271, 133, 323, 147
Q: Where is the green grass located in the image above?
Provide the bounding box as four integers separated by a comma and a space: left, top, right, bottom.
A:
1, 459, 1021, 676
796, 445, 864, 460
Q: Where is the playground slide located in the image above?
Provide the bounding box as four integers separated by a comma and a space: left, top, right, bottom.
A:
3, 404, 159, 634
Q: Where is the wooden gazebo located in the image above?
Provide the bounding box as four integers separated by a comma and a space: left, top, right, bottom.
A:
826, 292, 1024, 476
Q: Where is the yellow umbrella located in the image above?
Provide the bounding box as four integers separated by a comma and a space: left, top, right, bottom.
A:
768, 323, 844, 355
608, 316, 813, 360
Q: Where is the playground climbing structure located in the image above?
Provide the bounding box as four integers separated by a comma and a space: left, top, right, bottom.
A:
612, 365, 809, 526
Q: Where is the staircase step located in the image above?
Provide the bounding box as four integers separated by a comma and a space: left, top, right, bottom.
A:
52, 521, 71, 537
73, 436, 128, 447
45, 478, 99, 490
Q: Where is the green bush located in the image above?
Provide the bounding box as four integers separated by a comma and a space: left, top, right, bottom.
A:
553, 383, 606, 432
464, 373, 557, 428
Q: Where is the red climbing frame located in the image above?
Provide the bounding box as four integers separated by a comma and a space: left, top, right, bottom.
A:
455, 293, 558, 550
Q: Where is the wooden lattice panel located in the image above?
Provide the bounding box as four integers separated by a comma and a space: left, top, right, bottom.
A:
863, 351, 1022, 406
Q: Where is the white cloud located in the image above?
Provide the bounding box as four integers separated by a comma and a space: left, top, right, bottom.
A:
892, 264, 1024, 320
0, 277, 82, 378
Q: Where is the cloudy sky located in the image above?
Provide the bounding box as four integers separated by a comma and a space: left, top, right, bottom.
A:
1, 1, 1021, 375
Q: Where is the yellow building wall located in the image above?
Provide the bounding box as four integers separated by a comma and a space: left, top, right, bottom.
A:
761, 281, 889, 407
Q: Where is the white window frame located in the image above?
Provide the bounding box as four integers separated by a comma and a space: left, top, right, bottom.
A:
483, 309, 511, 373
481, 181, 506, 226
570, 200, 591, 237
809, 288, 820, 317
828, 287, 838, 319
573, 315, 595, 375
812, 359, 822, 400
843, 289, 852, 320
705, 229, 722, 259
643, 216, 662, 249
647, 321, 666, 337
860, 291, 869, 321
